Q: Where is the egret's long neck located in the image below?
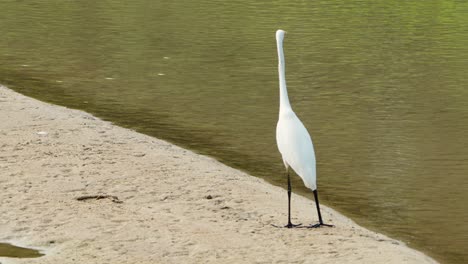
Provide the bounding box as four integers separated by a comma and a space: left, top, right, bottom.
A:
276, 37, 292, 113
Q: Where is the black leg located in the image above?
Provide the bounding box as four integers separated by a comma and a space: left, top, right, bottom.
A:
287, 170, 292, 226
284, 170, 301, 228
314, 189, 324, 224
306, 190, 333, 228
271, 168, 301, 228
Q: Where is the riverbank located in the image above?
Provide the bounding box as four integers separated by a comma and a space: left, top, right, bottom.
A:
0, 85, 437, 263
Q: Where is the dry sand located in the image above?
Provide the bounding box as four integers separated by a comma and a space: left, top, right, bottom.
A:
0, 85, 437, 264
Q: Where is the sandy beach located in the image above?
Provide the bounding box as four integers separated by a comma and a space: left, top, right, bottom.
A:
0, 85, 437, 263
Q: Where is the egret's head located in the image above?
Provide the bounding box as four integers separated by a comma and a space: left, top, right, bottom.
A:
276, 29, 287, 41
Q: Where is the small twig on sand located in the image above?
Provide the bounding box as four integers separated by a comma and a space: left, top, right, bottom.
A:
75, 195, 123, 203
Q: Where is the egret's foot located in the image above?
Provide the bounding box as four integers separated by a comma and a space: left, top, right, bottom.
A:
285, 222, 302, 228
303, 223, 334, 228
271, 222, 302, 228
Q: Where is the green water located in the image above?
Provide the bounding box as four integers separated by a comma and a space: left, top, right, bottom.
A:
1, 1, 468, 263
0, 243, 43, 258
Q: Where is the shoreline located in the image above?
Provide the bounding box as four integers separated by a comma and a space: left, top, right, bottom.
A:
0, 85, 438, 263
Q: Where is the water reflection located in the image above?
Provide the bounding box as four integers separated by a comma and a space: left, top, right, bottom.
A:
1, 1, 468, 263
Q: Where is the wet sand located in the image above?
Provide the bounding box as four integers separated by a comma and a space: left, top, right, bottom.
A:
0, 85, 437, 263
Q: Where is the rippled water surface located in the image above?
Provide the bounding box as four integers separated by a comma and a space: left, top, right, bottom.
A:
0, 243, 43, 258
1, 1, 468, 263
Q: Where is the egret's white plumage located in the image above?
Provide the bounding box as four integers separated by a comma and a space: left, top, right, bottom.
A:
274, 29, 332, 228
275, 29, 317, 191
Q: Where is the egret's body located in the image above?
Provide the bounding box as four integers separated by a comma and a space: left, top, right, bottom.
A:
275, 29, 332, 228
276, 110, 316, 190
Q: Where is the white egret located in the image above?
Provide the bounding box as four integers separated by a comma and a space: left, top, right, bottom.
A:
275, 29, 332, 228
